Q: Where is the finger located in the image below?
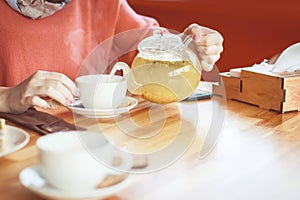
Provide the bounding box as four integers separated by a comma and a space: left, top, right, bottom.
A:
186, 24, 222, 41
200, 54, 221, 65
196, 33, 224, 46
30, 96, 51, 109
35, 81, 74, 106
200, 60, 215, 72
38, 71, 77, 96
196, 45, 224, 56
47, 89, 71, 106
188, 23, 215, 35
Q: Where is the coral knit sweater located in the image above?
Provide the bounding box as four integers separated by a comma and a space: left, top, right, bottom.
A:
0, 0, 158, 86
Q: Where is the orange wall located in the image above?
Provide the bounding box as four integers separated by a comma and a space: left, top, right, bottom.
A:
128, 0, 300, 72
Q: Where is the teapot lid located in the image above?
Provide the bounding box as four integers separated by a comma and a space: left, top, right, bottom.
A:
138, 28, 182, 52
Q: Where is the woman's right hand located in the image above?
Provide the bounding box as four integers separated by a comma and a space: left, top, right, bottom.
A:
2, 70, 78, 113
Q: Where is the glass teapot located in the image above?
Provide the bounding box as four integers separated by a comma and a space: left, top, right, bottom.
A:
110, 28, 202, 104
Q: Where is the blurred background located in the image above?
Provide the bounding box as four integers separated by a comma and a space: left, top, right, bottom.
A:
128, 0, 300, 73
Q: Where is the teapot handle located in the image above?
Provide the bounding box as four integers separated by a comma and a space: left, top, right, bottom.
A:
110, 62, 142, 95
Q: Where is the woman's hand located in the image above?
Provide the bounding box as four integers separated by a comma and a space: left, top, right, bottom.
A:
1, 70, 78, 113
184, 24, 224, 71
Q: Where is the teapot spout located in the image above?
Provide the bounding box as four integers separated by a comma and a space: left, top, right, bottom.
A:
110, 62, 142, 95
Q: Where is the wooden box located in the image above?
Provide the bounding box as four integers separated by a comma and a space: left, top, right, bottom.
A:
213, 66, 300, 113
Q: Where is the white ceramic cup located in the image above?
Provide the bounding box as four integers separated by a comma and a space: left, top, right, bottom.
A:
36, 131, 132, 192
76, 74, 127, 109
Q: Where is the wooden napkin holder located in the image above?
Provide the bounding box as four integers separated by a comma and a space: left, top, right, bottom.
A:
213, 66, 300, 113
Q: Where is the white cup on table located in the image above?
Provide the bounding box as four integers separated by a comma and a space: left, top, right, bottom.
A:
36, 131, 132, 192
76, 74, 127, 109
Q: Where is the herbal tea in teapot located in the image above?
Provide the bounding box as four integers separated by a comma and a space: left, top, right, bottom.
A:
130, 52, 200, 103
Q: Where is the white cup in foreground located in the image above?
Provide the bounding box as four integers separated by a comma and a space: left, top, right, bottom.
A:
36, 131, 132, 192
76, 74, 127, 109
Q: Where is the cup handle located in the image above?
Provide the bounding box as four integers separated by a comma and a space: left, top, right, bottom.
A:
110, 62, 142, 95
102, 144, 133, 174
110, 62, 131, 76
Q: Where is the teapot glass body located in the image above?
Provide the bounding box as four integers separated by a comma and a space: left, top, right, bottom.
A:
111, 28, 201, 104
130, 50, 201, 103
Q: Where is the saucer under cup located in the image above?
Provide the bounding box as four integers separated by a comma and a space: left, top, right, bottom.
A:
19, 165, 131, 200
36, 131, 132, 192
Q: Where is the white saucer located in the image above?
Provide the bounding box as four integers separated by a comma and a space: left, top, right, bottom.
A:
0, 125, 30, 157
67, 96, 138, 119
19, 165, 131, 200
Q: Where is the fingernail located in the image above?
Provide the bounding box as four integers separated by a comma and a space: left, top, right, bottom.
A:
65, 100, 73, 106
201, 60, 214, 71
194, 35, 201, 42
74, 88, 80, 96
44, 103, 52, 109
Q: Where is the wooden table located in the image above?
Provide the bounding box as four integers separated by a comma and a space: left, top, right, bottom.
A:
1, 95, 300, 200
